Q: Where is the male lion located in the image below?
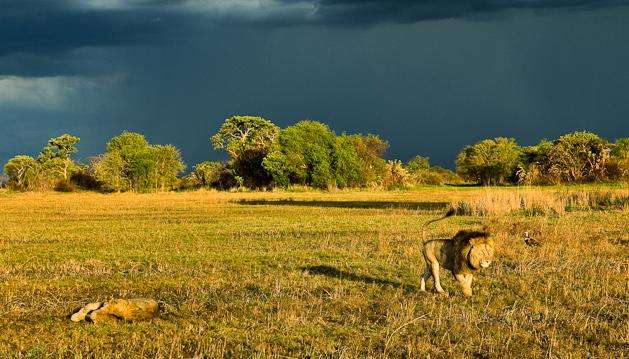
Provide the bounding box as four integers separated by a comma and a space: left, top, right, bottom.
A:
71, 298, 160, 323
420, 230, 494, 297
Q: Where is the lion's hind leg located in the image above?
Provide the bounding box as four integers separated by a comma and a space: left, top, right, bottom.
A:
71, 302, 103, 322
420, 264, 431, 291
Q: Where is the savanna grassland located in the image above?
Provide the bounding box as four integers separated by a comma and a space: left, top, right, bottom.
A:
0, 187, 627, 358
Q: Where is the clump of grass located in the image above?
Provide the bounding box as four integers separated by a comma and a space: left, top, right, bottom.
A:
452, 188, 628, 216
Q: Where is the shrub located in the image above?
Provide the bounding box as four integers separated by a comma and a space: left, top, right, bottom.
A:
4, 155, 43, 191
212, 116, 279, 188
263, 121, 337, 189
382, 160, 411, 190
456, 137, 522, 185
70, 166, 102, 191
54, 179, 76, 192
92, 132, 185, 192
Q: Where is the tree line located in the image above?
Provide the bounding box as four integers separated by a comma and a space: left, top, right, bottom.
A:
2, 116, 627, 192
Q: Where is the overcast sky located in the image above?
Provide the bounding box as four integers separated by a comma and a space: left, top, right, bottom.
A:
2, 0, 628, 168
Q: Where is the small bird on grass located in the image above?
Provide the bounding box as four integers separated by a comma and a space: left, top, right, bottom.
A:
524, 231, 541, 247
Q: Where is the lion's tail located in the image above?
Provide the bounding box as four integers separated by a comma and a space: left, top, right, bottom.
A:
422, 207, 456, 242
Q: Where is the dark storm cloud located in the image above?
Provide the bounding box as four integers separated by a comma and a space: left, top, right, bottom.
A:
1, 0, 628, 169
0, 2, 181, 58
2, 0, 628, 66
311, 0, 629, 25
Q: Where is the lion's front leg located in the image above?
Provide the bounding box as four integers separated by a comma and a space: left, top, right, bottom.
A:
456, 274, 473, 297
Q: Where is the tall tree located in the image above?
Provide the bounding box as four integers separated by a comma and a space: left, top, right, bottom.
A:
38, 134, 80, 180
92, 131, 185, 192
3, 155, 41, 191
456, 137, 522, 185
211, 116, 279, 188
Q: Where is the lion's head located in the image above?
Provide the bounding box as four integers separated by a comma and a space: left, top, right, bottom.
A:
453, 230, 495, 272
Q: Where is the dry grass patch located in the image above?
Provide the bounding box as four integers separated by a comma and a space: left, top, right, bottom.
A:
0, 187, 627, 357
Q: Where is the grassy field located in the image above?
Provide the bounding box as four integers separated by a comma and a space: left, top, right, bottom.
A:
0, 187, 627, 358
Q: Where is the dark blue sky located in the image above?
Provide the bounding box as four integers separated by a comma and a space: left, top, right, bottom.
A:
1, 0, 628, 169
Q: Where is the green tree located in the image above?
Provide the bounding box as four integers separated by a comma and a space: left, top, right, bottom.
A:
346, 134, 388, 186
609, 138, 629, 180
3, 155, 41, 191
263, 120, 336, 189
546, 132, 611, 183
152, 145, 186, 191
456, 137, 522, 185
91, 152, 129, 191
406, 156, 430, 173
332, 135, 364, 188
92, 132, 185, 192
190, 161, 223, 188
38, 133, 81, 181
211, 116, 279, 188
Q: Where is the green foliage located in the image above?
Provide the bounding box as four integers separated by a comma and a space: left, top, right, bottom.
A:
332, 135, 364, 188
413, 166, 462, 185
263, 123, 389, 189
405, 155, 461, 185
211, 116, 279, 188
91, 151, 129, 191
518, 132, 613, 184
382, 160, 411, 189
92, 131, 185, 192
346, 134, 388, 186
185, 161, 238, 190
106, 131, 149, 153
38, 134, 81, 181
607, 137, 629, 181
456, 137, 522, 185
152, 145, 186, 191
3, 155, 42, 191
263, 121, 336, 189
406, 156, 430, 173
39, 134, 80, 161
190, 161, 224, 188
3, 134, 82, 191
546, 131, 610, 183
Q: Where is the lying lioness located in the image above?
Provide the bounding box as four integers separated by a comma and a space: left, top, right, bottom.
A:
71, 298, 160, 323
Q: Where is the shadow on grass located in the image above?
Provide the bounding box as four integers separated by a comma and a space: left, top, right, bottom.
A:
301, 265, 416, 291
236, 199, 449, 211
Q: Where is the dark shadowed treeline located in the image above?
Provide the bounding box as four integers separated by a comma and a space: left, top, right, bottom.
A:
2, 116, 627, 192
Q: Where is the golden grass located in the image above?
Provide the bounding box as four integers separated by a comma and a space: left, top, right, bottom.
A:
0, 187, 627, 357
452, 187, 629, 216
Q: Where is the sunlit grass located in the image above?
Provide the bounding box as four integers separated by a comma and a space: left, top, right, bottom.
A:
0, 187, 627, 357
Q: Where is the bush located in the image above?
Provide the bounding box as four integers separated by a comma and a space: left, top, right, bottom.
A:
263, 121, 337, 189
54, 179, 76, 192
212, 116, 279, 188
382, 160, 411, 189
456, 137, 522, 185
92, 132, 185, 192
70, 167, 102, 191
406, 155, 462, 185
263, 122, 389, 189
518, 132, 615, 185
4, 155, 43, 191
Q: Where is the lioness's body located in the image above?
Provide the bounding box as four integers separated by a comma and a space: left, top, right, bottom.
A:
421, 230, 494, 297
71, 298, 159, 323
